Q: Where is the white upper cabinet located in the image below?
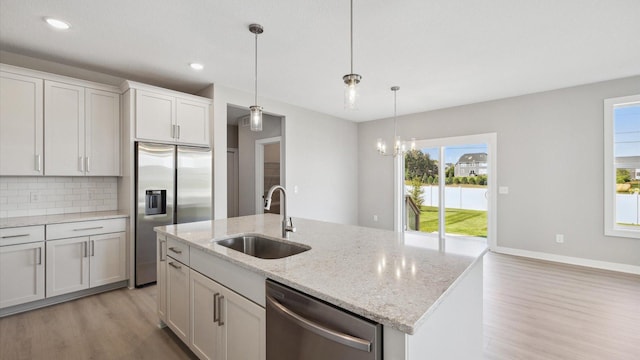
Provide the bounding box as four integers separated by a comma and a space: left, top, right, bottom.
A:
44, 81, 86, 176
86, 89, 120, 175
45, 80, 120, 176
1, 64, 121, 177
129, 82, 211, 147
0, 71, 44, 176
176, 98, 209, 146
135, 90, 176, 143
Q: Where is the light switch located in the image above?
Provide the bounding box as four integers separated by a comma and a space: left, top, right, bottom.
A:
499, 186, 509, 195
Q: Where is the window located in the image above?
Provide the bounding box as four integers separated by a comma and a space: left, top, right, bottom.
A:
604, 94, 640, 238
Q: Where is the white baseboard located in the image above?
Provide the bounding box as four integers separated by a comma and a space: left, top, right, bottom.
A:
492, 246, 640, 275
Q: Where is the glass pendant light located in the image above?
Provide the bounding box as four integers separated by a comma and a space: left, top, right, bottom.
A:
343, 0, 362, 110
249, 24, 264, 131
377, 86, 415, 157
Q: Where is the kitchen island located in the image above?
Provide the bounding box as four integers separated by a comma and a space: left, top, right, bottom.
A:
155, 214, 487, 360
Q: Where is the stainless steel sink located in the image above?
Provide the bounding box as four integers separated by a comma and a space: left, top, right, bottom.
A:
215, 235, 310, 259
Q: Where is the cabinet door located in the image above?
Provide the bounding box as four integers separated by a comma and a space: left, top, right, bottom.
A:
0, 241, 45, 308
190, 270, 222, 360
89, 232, 126, 287
44, 80, 85, 176
46, 237, 90, 297
86, 88, 120, 176
220, 284, 266, 360
176, 98, 209, 146
136, 90, 175, 143
157, 235, 167, 322
167, 258, 190, 344
0, 72, 43, 176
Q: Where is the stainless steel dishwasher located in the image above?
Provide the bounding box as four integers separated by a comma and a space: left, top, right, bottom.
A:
266, 279, 382, 360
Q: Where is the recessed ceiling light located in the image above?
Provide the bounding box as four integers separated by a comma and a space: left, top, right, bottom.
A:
190, 63, 204, 70
44, 17, 71, 30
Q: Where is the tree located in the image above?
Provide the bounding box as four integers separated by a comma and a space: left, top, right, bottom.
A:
468, 176, 477, 185
445, 164, 455, 178
617, 169, 631, 184
408, 177, 424, 207
405, 150, 437, 182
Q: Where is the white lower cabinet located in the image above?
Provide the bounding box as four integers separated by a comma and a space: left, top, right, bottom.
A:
46, 232, 126, 297
189, 269, 266, 360
167, 255, 190, 344
0, 241, 45, 308
157, 240, 266, 360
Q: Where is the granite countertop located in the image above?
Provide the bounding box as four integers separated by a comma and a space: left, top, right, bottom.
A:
0, 210, 129, 228
156, 214, 487, 335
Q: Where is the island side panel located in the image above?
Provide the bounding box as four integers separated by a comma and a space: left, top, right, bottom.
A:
384, 256, 484, 360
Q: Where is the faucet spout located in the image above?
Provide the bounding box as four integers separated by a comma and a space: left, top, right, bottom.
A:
264, 185, 296, 238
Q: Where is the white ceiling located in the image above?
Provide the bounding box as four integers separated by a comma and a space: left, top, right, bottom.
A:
1, 0, 639, 122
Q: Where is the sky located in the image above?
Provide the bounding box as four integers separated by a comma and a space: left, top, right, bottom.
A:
615, 104, 640, 157
419, 144, 488, 165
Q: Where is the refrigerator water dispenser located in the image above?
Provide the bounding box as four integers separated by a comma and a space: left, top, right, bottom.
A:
145, 190, 166, 215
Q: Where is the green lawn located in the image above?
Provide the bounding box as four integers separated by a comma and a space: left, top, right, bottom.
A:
418, 206, 487, 237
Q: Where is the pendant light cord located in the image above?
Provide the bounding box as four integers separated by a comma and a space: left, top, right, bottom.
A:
254, 32, 258, 106
350, 0, 354, 74
393, 89, 397, 140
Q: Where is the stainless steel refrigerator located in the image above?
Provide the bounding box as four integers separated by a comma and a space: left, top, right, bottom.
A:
135, 142, 212, 286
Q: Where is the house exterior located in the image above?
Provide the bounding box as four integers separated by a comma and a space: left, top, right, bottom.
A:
454, 153, 487, 177
615, 156, 640, 180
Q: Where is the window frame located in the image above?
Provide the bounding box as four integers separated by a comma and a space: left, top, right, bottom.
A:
604, 94, 640, 238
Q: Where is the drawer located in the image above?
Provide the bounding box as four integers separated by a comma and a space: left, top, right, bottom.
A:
190, 247, 265, 307
166, 237, 189, 266
0, 225, 45, 246
47, 218, 127, 240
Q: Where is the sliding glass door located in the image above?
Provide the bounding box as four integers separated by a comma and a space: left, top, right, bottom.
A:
400, 133, 496, 247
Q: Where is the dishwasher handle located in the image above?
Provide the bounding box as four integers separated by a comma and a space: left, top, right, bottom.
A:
266, 295, 372, 352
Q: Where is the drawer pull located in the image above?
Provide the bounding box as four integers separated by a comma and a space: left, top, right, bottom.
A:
73, 226, 104, 231
168, 262, 182, 269
168, 247, 182, 254
1, 234, 30, 239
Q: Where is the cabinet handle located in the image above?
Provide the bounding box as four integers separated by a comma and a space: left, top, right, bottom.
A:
83, 241, 88, 258
160, 240, 166, 261
213, 292, 218, 324
73, 226, 104, 231
176, 125, 180, 139
168, 247, 182, 254
171, 124, 175, 138
213, 293, 220, 325
168, 261, 181, 269
35, 154, 41, 172
1, 234, 30, 239
91, 240, 95, 257
37, 247, 42, 265
79, 156, 84, 172
218, 295, 224, 326
86, 157, 90, 173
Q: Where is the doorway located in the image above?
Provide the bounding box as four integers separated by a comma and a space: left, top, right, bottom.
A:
255, 137, 282, 214
398, 133, 496, 248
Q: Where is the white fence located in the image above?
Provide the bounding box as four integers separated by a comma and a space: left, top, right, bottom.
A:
406, 187, 639, 224
406, 185, 488, 211
617, 193, 640, 225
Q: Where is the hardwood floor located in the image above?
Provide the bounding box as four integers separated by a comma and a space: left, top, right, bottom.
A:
483, 252, 640, 360
0, 252, 638, 359
0, 286, 198, 360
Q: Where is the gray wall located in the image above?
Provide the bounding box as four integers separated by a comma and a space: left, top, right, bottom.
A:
358, 76, 640, 267
213, 85, 359, 225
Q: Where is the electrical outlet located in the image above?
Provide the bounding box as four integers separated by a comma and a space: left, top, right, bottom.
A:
555, 234, 564, 244
30, 192, 40, 203
373, 215, 378, 222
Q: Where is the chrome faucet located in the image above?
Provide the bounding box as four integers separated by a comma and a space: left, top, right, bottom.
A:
264, 185, 296, 238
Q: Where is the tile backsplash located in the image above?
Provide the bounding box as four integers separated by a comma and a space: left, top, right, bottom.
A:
0, 177, 118, 218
